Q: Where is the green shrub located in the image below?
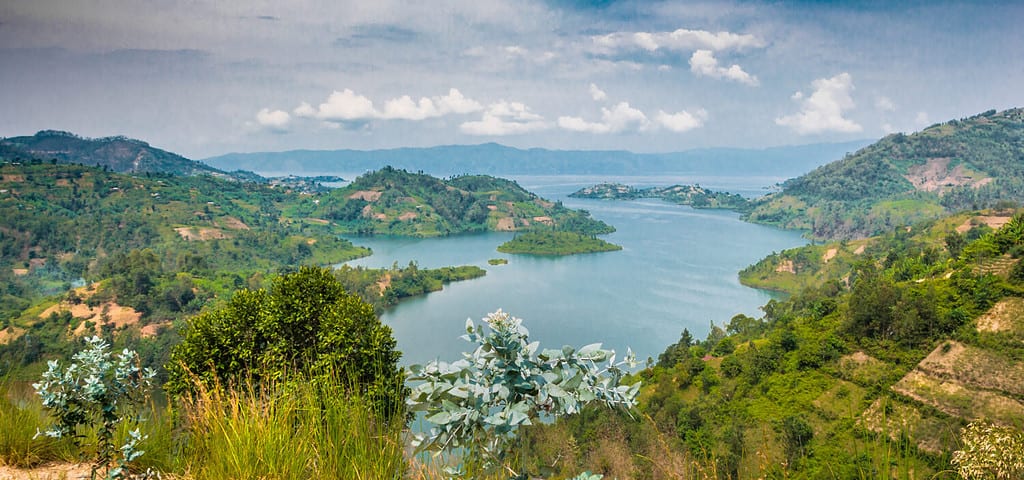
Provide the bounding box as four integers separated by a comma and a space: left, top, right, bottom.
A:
166, 266, 405, 414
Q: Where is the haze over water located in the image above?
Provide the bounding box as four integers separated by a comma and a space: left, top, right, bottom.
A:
343, 174, 806, 366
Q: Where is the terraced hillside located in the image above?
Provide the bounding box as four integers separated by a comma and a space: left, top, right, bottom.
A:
305, 166, 615, 238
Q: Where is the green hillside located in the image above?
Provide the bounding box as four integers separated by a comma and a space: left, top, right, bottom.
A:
1, 130, 244, 179
522, 212, 1024, 479
302, 167, 619, 252
745, 108, 1024, 240
0, 159, 368, 315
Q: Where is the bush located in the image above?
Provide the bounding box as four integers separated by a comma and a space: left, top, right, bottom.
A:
166, 266, 405, 415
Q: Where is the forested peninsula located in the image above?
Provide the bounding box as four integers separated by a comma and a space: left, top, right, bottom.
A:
570, 182, 751, 211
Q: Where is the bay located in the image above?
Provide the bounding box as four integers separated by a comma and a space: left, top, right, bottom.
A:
342, 174, 806, 366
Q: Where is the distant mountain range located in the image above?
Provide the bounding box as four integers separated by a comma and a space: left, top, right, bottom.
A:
202, 140, 874, 178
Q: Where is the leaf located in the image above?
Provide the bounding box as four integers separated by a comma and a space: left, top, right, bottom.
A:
547, 383, 569, 398
577, 343, 602, 357
426, 411, 452, 424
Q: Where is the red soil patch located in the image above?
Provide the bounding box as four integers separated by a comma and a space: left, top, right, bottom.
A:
348, 190, 382, 201
822, 248, 838, 263
218, 216, 250, 230
904, 158, 991, 193
495, 217, 515, 231
774, 260, 795, 274
175, 227, 230, 241
956, 215, 1012, 233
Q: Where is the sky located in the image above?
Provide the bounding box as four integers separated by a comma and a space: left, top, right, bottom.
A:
0, 1, 1021, 159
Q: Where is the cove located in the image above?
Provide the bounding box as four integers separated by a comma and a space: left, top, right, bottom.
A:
342, 175, 807, 366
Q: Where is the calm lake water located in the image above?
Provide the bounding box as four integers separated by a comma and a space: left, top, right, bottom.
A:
341, 174, 806, 366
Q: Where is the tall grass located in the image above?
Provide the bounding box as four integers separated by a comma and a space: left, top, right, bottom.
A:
178, 370, 406, 480
0, 375, 76, 468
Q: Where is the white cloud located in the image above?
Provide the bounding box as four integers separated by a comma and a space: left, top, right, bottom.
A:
592, 28, 765, 54
775, 73, 863, 135
434, 89, 484, 115
688, 50, 758, 86
299, 88, 377, 121
558, 102, 650, 134
293, 102, 316, 118
875, 96, 896, 112
589, 83, 607, 101
460, 101, 548, 136
915, 111, 931, 126
379, 88, 483, 120
255, 108, 290, 131
294, 88, 481, 123
881, 123, 896, 134
656, 108, 708, 133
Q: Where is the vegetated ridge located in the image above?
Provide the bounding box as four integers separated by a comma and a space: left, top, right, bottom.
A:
570, 182, 751, 211
304, 165, 615, 233
1, 130, 242, 180
745, 108, 1024, 240
0, 159, 489, 374
522, 210, 1024, 479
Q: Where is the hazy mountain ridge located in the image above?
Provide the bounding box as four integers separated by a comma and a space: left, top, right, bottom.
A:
746, 108, 1024, 240
2, 130, 246, 180
202, 140, 873, 177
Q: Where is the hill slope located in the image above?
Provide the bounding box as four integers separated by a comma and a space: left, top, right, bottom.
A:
2, 130, 242, 180
524, 211, 1024, 479
301, 167, 615, 239
0, 160, 369, 323
745, 108, 1024, 240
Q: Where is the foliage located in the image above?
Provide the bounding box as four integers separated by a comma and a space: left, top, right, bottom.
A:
407, 310, 640, 478
952, 422, 1024, 479
745, 108, 1024, 240
32, 336, 156, 479
497, 230, 622, 255
166, 266, 405, 413
312, 166, 614, 239
0, 160, 370, 370
333, 262, 486, 311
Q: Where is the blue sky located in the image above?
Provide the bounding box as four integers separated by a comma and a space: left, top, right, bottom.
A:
0, 1, 1021, 158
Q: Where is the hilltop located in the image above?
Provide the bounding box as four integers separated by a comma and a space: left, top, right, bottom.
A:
301, 166, 616, 239
745, 108, 1024, 240
1, 130, 244, 179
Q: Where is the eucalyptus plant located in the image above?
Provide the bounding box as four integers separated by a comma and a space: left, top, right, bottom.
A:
33, 336, 156, 479
407, 309, 639, 478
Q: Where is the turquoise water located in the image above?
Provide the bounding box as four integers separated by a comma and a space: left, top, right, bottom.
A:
342, 175, 806, 366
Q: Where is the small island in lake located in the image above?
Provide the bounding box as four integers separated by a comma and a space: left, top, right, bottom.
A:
488, 258, 509, 265
497, 231, 622, 255
570, 183, 751, 211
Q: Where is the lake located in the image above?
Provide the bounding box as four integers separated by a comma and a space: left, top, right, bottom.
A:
341, 174, 807, 366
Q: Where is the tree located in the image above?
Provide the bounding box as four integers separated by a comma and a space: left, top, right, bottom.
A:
166, 266, 404, 412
